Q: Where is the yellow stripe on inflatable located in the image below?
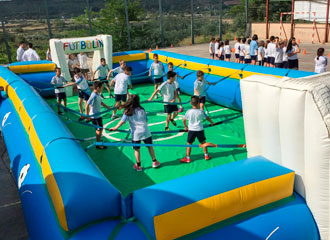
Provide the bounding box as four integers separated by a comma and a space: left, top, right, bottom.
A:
154, 172, 294, 240
8, 63, 56, 74
113, 53, 147, 64
0, 76, 69, 231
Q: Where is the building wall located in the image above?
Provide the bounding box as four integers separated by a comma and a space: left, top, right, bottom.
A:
251, 22, 326, 43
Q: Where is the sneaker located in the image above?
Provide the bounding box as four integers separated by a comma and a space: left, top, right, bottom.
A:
180, 157, 191, 163
205, 155, 211, 161
152, 160, 160, 168
178, 107, 184, 113
78, 116, 85, 121
110, 94, 115, 98
58, 111, 63, 115
96, 145, 107, 150
111, 114, 118, 119
170, 119, 177, 126
158, 92, 162, 97
155, 94, 158, 99
165, 127, 170, 131
133, 164, 142, 172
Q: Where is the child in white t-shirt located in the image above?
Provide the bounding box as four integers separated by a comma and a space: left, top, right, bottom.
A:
282, 40, 289, 69
78, 52, 89, 80
110, 94, 160, 172
257, 40, 264, 66
275, 41, 284, 68
149, 53, 165, 99
243, 39, 251, 64
92, 58, 112, 97
168, 62, 184, 112
149, 71, 178, 131
51, 68, 69, 115
194, 70, 215, 111
209, 37, 216, 59
217, 41, 224, 60
110, 65, 133, 119
267, 36, 276, 68
180, 96, 214, 163
264, 40, 270, 67
239, 38, 246, 64
215, 38, 220, 60
224, 40, 232, 62
315, 47, 327, 73
234, 38, 241, 63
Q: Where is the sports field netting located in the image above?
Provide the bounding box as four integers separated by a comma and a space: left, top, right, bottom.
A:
46, 83, 247, 197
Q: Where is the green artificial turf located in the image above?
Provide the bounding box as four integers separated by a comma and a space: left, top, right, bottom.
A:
46, 83, 247, 197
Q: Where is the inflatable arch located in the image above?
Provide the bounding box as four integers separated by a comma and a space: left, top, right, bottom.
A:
241, 73, 330, 239
49, 35, 112, 81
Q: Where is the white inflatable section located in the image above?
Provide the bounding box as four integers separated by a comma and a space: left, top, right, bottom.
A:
241, 73, 330, 239
49, 35, 112, 81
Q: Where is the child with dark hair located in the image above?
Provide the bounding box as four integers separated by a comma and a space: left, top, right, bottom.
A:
243, 39, 251, 64
86, 81, 112, 149
264, 40, 270, 67
287, 37, 300, 70
274, 41, 284, 68
69, 67, 92, 121
149, 71, 179, 131
239, 38, 246, 63
224, 40, 232, 61
149, 53, 165, 99
234, 38, 241, 63
180, 96, 214, 163
110, 94, 160, 171
215, 38, 220, 59
257, 40, 265, 66
268, 36, 276, 67
315, 48, 327, 73
282, 40, 289, 69
92, 58, 112, 97
168, 62, 184, 112
110, 65, 133, 119
194, 70, 215, 111
250, 34, 258, 65
217, 41, 224, 60
51, 67, 69, 115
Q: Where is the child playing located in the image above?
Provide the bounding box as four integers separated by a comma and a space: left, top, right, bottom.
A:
257, 40, 264, 66
107, 59, 126, 79
86, 81, 112, 149
168, 62, 184, 112
239, 38, 246, 64
67, 54, 80, 80
215, 38, 220, 60
234, 38, 241, 63
224, 40, 232, 62
149, 53, 165, 99
243, 39, 251, 64
110, 65, 133, 119
70, 68, 92, 121
92, 58, 112, 97
51, 68, 69, 115
110, 94, 160, 171
209, 37, 216, 59
217, 41, 224, 60
194, 70, 215, 111
78, 52, 89, 80
180, 96, 215, 163
148, 71, 179, 131
315, 47, 327, 73
274, 41, 284, 68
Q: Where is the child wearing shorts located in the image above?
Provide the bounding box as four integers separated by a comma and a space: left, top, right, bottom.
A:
78, 52, 89, 80
234, 38, 241, 63
86, 81, 112, 149
180, 96, 214, 163
224, 40, 232, 61
239, 38, 246, 64
51, 68, 69, 115
92, 58, 112, 97
110, 94, 160, 172
110, 66, 133, 119
149, 53, 165, 99
243, 39, 251, 64
194, 70, 215, 111
209, 37, 216, 59
70, 68, 92, 121
167, 62, 184, 112
149, 71, 179, 131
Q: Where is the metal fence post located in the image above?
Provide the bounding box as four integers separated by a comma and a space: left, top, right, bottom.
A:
124, 0, 131, 50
